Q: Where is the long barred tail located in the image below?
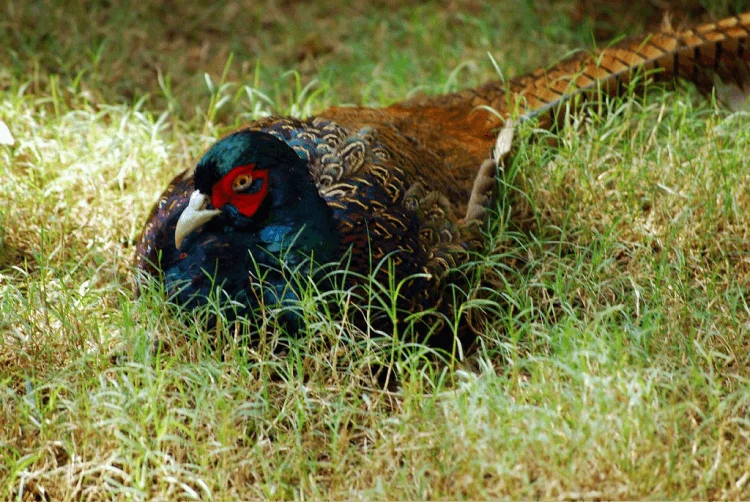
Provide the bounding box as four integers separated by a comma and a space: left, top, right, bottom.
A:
513, 12, 750, 124
406, 13, 750, 126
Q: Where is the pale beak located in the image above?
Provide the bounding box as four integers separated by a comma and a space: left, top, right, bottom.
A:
174, 190, 222, 249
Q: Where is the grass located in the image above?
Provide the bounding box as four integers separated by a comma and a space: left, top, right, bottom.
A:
2, 0, 750, 499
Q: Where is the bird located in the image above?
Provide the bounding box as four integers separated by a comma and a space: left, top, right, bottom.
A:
135, 13, 750, 344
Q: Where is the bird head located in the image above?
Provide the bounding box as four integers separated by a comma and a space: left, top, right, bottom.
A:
158, 129, 341, 330
174, 129, 335, 253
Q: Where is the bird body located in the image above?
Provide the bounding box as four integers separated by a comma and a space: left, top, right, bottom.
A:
136, 114, 478, 328
136, 13, 750, 338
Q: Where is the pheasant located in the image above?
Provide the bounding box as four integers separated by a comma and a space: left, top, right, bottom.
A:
136, 13, 750, 342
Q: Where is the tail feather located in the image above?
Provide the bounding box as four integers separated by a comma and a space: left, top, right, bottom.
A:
404, 13, 750, 126
511, 13, 750, 122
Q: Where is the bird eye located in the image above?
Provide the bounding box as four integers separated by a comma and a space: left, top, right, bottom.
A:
232, 174, 253, 192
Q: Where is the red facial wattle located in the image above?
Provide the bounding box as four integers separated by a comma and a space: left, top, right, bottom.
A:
211, 164, 270, 217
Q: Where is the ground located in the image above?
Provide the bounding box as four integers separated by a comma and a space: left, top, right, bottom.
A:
1, 0, 749, 499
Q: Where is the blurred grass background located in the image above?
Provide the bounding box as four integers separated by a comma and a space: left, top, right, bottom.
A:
3, 0, 740, 113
